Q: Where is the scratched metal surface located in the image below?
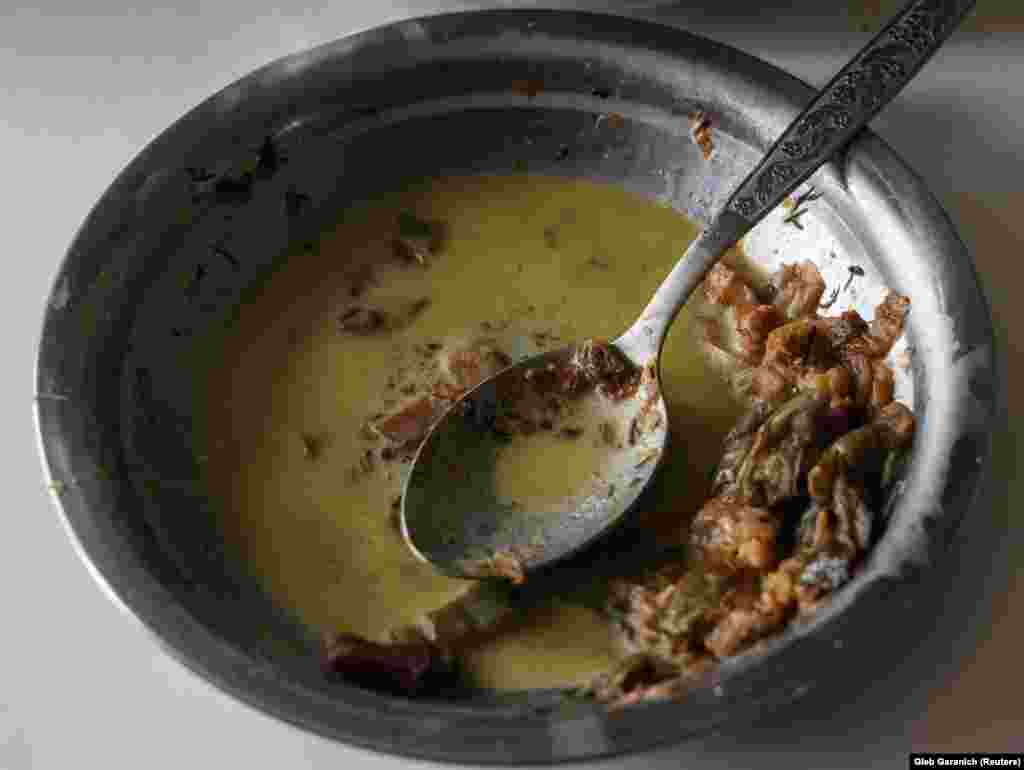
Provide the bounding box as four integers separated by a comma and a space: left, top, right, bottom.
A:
6, 3, 1015, 765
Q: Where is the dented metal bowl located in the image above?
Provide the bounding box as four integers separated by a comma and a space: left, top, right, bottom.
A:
33, 10, 997, 763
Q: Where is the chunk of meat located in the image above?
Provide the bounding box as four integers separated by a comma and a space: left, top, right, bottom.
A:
690, 497, 781, 571
323, 632, 452, 695
569, 339, 640, 401
716, 391, 830, 507
703, 263, 758, 307
584, 653, 682, 707
703, 566, 797, 658
392, 581, 522, 652
734, 304, 782, 362
369, 396, 447, 446
456, 547, 538, 585
869, 292, 911, 356
771, 261, 826, 320
607, 565, 730, 662
690, 111, 715, 161
704, 603, 784, 659
807, 401, 915, 504
731, 363, 794, 406
441, 344, 511, 390
797, 365, 854, 409
821, 310, 870, 350
870, 360, 895, 415
570, 339, 629, 382
763, 318, 818, 371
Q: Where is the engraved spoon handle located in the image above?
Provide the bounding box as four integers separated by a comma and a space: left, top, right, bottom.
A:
618, 0, 976, 362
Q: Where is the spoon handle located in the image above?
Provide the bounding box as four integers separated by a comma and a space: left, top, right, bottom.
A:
619, 0, 975, 362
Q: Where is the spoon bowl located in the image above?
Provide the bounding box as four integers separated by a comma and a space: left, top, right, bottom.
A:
402, 340, 669, 577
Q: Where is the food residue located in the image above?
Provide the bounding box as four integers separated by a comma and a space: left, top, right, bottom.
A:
201, 174, 914, 705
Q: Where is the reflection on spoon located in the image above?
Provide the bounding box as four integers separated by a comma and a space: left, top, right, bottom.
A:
402, 340, 667, 579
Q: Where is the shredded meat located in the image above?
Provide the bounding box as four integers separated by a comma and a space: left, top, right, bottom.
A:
704, 263, 758, 307
807, 401, 915, 504
323, 633, 453, 695
691, 497, 781, 571
690, 111, 715, 161
866, 291, 911, 357
713, 391, 829, 507
441, 344, 511, 390
325, 246, 916, 706
772, 261, 826, 320
370, 396, 448, 446
734, 303, 782, 362
455, 548, 535, 585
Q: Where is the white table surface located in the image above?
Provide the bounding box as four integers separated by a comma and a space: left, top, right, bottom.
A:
3, 2, 1022, 768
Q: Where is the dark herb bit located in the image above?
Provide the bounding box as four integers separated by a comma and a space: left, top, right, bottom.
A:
353, 104, 381, 118
284, 187, 311, 217
782, 187, 823, 229
185, 167, 216, 183
213, 174, 254, 204
182, 263, 207, 300
556, 145, 571, 161
381, 446, 397, 461
389, 496, 402, 534
591, 87, 612, 99
599, 420, 618, 447
395, 212, 442, 265
782, 208, 807, 229
339, 306, 387, 334
255, 136, 283, 175
400, 383, 417, 395
532, 331, 558, 348
606, 483, 616, 499
560, 426, 584, 439
301, 432, 327, 460
404, 297, 432, 322
628, 417, 640, 446
359, 449, 376, 473
587, 253, 611, 270
213, 244, 240, 270
543, 225, 560, 249
829, 264, 866, 301
819, 285, 841, 310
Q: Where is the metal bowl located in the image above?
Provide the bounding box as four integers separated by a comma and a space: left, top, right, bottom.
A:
33, 10, 998, 764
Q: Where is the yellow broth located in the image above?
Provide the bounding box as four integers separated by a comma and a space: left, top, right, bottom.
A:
200, 175, 745, 689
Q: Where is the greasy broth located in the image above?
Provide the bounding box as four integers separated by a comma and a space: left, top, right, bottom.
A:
202, 175, 745, 689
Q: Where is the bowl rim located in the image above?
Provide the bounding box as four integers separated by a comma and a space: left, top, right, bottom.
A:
33, 7, 1000, 764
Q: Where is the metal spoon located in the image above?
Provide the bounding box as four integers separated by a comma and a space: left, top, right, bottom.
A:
401, 0, 975, 580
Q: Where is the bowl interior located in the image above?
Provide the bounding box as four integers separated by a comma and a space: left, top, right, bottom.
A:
34, 10, 996, 763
